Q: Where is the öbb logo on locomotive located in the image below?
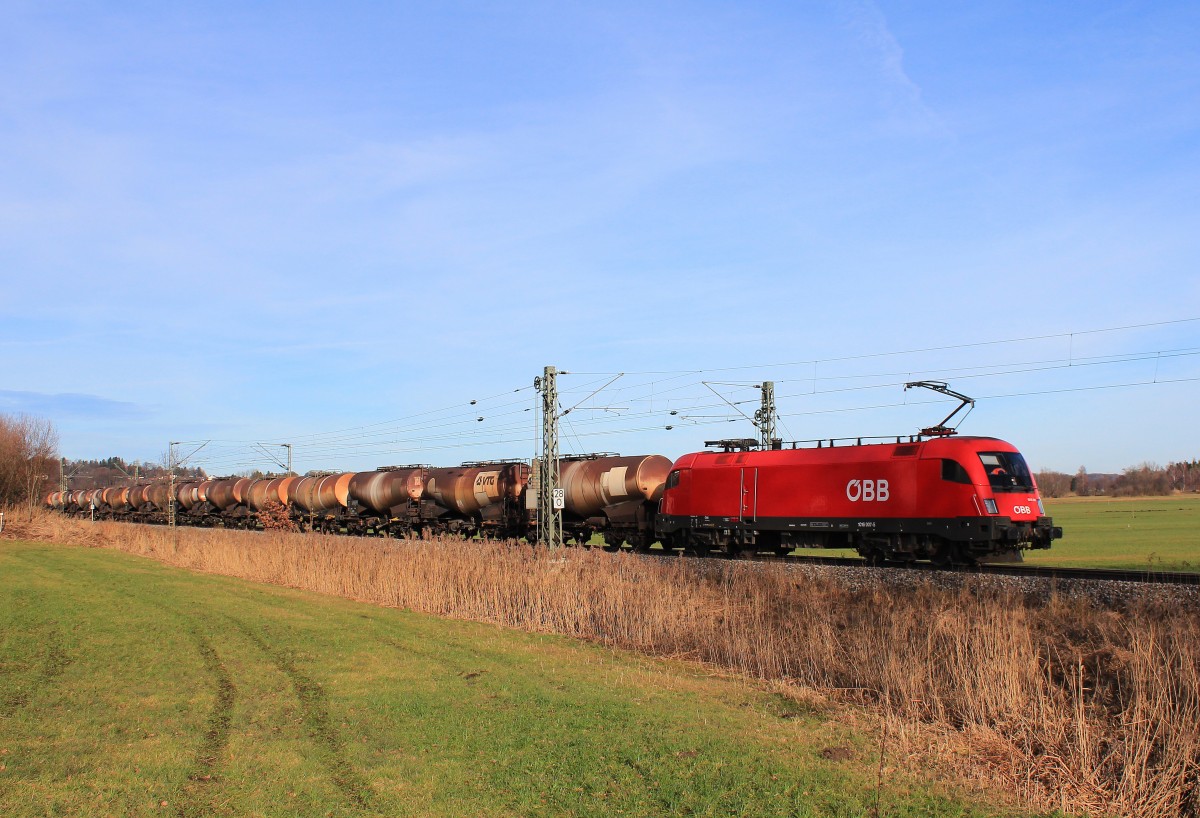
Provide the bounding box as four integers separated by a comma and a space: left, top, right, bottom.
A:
845, 479, 890, 502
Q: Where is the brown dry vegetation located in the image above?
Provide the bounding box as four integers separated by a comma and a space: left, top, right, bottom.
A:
255, 498, 298, 531
6, 511, 1198, 818
0, 414, 58, 513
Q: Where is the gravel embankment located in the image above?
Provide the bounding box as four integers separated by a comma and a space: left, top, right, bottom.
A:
770, 559, 1200, 609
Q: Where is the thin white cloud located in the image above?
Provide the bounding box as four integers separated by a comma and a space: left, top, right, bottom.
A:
842, 0, 951, 138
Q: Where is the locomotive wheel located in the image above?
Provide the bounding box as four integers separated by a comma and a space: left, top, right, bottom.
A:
860, 547, 887, 566
932, 543, 976, 567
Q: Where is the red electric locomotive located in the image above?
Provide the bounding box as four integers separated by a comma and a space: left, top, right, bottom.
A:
655, 435, 1062, 563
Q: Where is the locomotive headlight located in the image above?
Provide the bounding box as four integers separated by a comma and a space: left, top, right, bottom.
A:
984, 499, 998, 514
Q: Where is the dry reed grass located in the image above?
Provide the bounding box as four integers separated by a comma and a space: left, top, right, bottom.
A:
6, 510, 1197, 817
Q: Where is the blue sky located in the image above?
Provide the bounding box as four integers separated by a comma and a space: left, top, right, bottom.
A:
2, 0, 1197, 476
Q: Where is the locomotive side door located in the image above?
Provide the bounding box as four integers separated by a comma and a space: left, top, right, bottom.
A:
739, 467, 758, 523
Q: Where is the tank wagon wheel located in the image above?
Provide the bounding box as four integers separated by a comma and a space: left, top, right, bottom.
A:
628, 534, 652, 554
600, 533, 624, 553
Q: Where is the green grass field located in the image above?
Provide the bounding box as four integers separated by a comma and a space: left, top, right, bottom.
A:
1029, 495, 1200, 571
0, 539, 1035, 818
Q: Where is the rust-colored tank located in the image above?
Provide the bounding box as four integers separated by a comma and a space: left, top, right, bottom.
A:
292, 473, 353, 512
206, 478, 251, 511
348, 468, 426, 514
559, 455, 673, 518
246, 478, 280, 511
176, 482, 201, 510
197, 480, 214, 504
104, 486, 131, 510
274, 476, 297, 505
246, 476, 299, 509
324, 473, 353, 508
424, 463, 530, 516
232, 478, 251, 505
290, 472, 348, 508
128, 485, 147, 509
86, 489, 103, 508
286, 476, 313, 508
146, 483, 172, 510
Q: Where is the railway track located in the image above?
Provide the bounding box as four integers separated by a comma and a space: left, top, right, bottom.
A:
775, 554, 1200, 585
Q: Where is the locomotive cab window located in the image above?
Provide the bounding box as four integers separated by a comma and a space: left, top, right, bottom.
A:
941, 459, 972, 484
665, 470, 681, 490
978, 452, 1034, 492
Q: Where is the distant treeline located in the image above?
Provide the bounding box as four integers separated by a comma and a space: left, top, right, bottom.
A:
1035, 460, 1200, 498
61, 456, 206, 491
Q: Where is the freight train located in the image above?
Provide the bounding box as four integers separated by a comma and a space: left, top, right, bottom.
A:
46, 434, 1061, 564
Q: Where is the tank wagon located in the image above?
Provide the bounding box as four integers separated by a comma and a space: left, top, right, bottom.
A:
557, 454, 673, 549
50, 437, 1061, 563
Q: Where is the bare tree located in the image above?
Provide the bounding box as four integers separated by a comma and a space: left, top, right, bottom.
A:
1035, 470, 1072, 498
0, 414, 60, 516
1073, 466, 1090, 496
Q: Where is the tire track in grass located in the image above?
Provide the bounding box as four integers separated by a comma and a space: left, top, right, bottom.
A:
120, 581, 375, 813
172, 625, 236, 818
0, 586, 72, 718
225, 615, 378, 811
0, 626, 69, 716
128, 598, 237, 818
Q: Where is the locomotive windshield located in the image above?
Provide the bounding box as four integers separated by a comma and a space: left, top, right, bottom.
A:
978, 451, 1034, 492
